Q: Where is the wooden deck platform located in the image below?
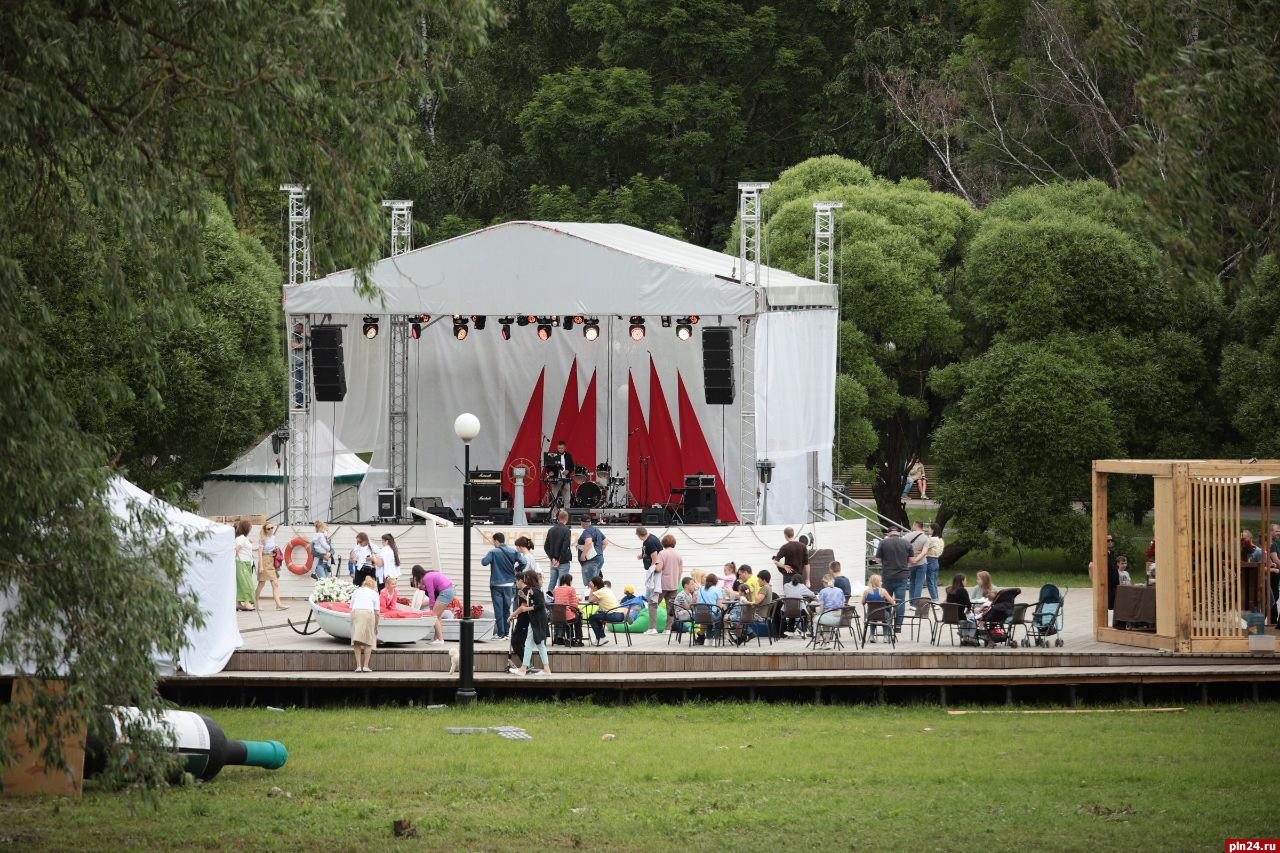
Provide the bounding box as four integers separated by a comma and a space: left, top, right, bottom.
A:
164, 589, 1280, 702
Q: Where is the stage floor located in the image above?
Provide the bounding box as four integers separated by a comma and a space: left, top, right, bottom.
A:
196, 589, 1280, 695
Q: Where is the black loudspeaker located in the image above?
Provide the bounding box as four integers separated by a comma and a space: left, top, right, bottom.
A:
467, 482, 501, 518
683, 485, 718, 522
569, 508, 590, 525
489, 507, 514, 526
642, 508, 668, 526
377, 488, 401, 521
311, 325, 347, 402
702, 327, 734, 405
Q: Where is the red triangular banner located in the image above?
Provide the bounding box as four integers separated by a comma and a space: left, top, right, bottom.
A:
550, 357, 579, 466
678, 372, 737, 522
627, 371, 660, 507
647, 357, 684, 508
569, 369, 597, 472
502, 368, 546, 506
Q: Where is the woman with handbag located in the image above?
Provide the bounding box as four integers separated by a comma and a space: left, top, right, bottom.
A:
255, 522, 286, 610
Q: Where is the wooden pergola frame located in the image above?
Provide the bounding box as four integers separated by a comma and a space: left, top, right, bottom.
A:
1093, 460, 1279, 653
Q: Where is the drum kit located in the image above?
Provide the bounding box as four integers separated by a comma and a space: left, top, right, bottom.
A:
540, 460, 631, 510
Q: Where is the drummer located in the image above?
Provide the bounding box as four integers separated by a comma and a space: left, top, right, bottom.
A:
549, 438, 574, 511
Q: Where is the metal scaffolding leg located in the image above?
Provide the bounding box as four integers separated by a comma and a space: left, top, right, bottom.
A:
280, 184, 313, 525
739, 316, 758, 524
387, 315, 409, 520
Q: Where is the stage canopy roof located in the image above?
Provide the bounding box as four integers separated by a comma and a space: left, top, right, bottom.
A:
283, 221, 837, 316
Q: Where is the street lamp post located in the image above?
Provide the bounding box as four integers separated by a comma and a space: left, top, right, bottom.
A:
453, 413, 481, 705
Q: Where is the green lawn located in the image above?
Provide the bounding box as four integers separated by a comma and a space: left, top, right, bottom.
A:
3, 702, 1277, 850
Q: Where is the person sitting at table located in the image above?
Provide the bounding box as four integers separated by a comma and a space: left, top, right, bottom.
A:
671, 576, 697, 637
781, 573, 815, 637
861, 573, 896, 642
551, 573, 584, 645
830, 561, 852, 598
970, 571, 997, 606
693, 573, 726, 645
586, 575, 626, 646
1117, 556, 1132, 586
721, 562, 738, 594
1242, 528, 1264, 563
945, 573, 978, 645
727, 565, 763, 644
813, 573, 846, 649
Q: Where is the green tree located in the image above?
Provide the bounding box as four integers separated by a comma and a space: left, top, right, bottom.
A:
1220, 253, 1280, 456
0, 0, 494, 785
525, 174, 685, 236
934, 181, 1219, 557
751, 156, 976, 524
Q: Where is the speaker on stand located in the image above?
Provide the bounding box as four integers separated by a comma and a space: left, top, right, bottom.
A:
311, 325, 347, 402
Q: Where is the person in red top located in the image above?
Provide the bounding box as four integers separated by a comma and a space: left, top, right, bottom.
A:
379, 575, 400, 612
551, 573, 583, 645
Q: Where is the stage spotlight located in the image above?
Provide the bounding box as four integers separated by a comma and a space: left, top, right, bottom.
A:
452, 315, 469, 341
410, 320, 422, 339
472, 315, 487, 331
501, 323, 511, 340
688, 315, 700, 325
363, 316, 380, 339
661, 316, 672, 328
573, 315, 585, 325
629, 316, 646, 341
517, 315, 531, 327
525, 315, 537, 324
676, 321, 692, 340
537, 323, 553, 341
563, 315, 575, 329
583, 319, 600, 341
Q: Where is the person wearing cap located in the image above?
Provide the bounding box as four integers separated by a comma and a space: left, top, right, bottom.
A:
619, 584, 646, 623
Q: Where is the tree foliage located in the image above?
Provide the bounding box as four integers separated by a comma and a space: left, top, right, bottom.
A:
0, 0, 494, 785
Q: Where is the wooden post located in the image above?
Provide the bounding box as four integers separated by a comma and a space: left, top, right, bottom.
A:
1091, 465, 1109, 640
1173, 465, 1193, 652
2, 679, 86, 798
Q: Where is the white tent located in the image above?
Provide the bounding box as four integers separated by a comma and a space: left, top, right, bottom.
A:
0, 478, 241, 678
109, 478, 242, 676
283, 221, 838, 524
198, 423, 368, 521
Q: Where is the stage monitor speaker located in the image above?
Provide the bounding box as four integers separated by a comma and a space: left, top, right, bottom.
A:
489, 507, 513, 526
641, 508, 668, 526
689, 506, 712, 525
568, 508, 590, 525
311, 325, 347, 402
377, 487, 401, 522
683, 485, 718, 522
467, 482, 501, 518
702, 327, 734, 405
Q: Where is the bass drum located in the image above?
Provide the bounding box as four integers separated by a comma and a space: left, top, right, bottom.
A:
573, 480, 603, 508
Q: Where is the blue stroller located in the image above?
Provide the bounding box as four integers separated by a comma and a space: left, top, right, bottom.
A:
1026, 584, 1066, 647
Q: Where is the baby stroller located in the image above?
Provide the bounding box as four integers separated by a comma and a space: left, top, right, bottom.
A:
1025, 584, 1066, 647
976, 588, 1021, 648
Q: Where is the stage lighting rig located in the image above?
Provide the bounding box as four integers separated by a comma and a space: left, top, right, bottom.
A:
629, 316, 646, 341
563, 315, 576, 329
363, 316, 379, 339
472, 315, 487, 331
517, 315, 531, 327
498, 316, 514, 340
410, 319, 422, 339
661, 316, 672, 328
452, 315, 469, 341
583, 318, 600, 341
537, 322, 553, 341
675, 320, 693, 340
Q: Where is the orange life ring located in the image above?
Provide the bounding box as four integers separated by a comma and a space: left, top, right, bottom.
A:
285, 537, 313, 575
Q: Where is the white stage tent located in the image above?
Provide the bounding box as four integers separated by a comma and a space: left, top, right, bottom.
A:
197, 423, 368, 521
283, 221, 837, 524
0, 478, 241, 678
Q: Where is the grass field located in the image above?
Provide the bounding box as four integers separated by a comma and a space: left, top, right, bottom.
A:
3, 702, 1277, 850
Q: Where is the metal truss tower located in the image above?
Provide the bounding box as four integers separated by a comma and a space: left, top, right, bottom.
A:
813, 201, 843, 285
280, 184, 313, 525
382, 200, 414, 518
737, 181, 770, 525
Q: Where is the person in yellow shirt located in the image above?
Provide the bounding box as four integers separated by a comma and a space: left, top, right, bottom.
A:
586, 576, 624, 646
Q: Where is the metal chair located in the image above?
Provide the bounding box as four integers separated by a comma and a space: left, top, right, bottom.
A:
934, 601, 971, 646
667, 603, 695, 645
598, 604, 632, 647
903, 596, 934, 642
861, 599, 897, 647
781, 597, 809, 637
550, 602, 582, 646
728, 603, 762, 647
692, 602, 725, 647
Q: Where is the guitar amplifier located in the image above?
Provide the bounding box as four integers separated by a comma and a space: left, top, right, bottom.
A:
377, 488, 402, 522
470, 469, 502, 483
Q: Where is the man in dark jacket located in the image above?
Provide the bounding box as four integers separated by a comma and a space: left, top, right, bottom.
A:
544, 509, 573, 593
873, 529, 912, 632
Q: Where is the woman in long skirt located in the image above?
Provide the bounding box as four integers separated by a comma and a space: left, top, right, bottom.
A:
232, 519, 256, 611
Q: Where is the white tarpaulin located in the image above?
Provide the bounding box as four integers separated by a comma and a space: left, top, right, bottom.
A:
283, 221, 836, 316
109, 479, 242, 676
755, 309, 839, 523
0, 479, 241, 678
